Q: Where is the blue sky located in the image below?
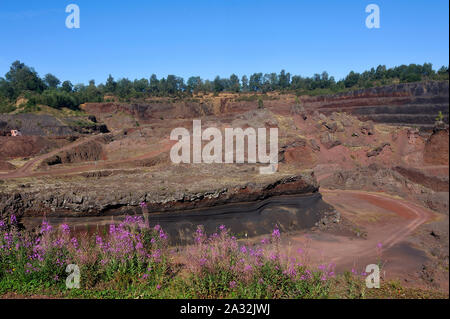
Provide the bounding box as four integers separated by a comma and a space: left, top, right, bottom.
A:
0, 0, 448, 84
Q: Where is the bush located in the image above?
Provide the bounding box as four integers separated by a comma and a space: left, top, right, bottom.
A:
0, 215, 342, 298
257, 98, 264, 109
0, 103, 16, 114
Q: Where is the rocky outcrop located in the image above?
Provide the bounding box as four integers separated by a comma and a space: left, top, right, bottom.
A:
393, 166, 449, 192
367, 143, 390, 157
320, 165, 449, 215
424, 127, 449, 165
40, 140, 105, 166
0, 172, 320, 219
0, 114, 75, 136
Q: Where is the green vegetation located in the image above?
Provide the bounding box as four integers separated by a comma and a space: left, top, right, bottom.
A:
0, 60, 448, 113
257, 98, 264, 109
1, 216, 447, 299
436, 111, 445, 122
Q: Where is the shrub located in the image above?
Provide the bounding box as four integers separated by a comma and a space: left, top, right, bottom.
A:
0, 216, 336, 298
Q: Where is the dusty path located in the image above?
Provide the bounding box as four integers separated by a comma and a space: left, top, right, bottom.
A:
0, 134, 101, 179
279, 189, 437, 277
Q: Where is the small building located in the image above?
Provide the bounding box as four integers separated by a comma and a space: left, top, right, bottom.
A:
11, 129, 22, 136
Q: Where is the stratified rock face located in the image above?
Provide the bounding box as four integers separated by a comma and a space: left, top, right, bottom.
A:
424, 128, 449, 165
0, 114, 75, 136
0, 114, 108, 137
0, 170, 320, 219
320, 165, 450, 215
40, 140, 105, 167
301, 81, 449, 127
0, 168, 337, 244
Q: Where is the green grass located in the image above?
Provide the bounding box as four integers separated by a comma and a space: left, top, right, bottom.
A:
1, 273, 447, 299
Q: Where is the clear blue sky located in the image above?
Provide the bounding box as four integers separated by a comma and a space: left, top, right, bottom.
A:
0, 0, 448, 84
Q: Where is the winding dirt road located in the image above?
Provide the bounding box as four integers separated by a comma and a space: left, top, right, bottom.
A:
281, 188, 437, 276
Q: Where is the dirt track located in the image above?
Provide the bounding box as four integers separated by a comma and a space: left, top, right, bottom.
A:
0, 135, 174, 179
280, 188, 438, 284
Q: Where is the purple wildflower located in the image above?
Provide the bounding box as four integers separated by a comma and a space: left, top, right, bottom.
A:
139, 202, 147, 208
40, 221, 52, 233
60, 224, 70, 234
272, 226, 280, 239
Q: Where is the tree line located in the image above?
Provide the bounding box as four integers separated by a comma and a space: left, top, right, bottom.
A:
0, 60, 448, 112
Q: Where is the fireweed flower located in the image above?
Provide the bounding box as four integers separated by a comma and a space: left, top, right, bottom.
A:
40, 221, 53, 233
195, 226, 205, 243
199, 258, 207, 267
139, 202, 147, 208
0, 220, 337, 293
60, 224, 70, 235
272, 227, 280, 239
269, 253, 278, 261
96, 235, 103, 246
70, 237, 79, 249
159, 230, 168, 240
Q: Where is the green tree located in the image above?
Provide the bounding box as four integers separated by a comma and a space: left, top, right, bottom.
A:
105, 74, 117, 93
44, 73, 61, 89
278, 69, 290, 89
344, 71, 360, 88
149, 74, 159, 95
229, 74, 240, 92
5, 60, 45, 98
241, 75, 249, 92
213, 76, 224, 93
249, 73, 263, 92
61, 80, 73, 93
187, 76, 202, 94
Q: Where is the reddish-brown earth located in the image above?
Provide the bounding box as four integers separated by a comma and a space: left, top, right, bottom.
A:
424, 128, 449, 165
0, 83, 448, 293
0, 136, 73, 160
